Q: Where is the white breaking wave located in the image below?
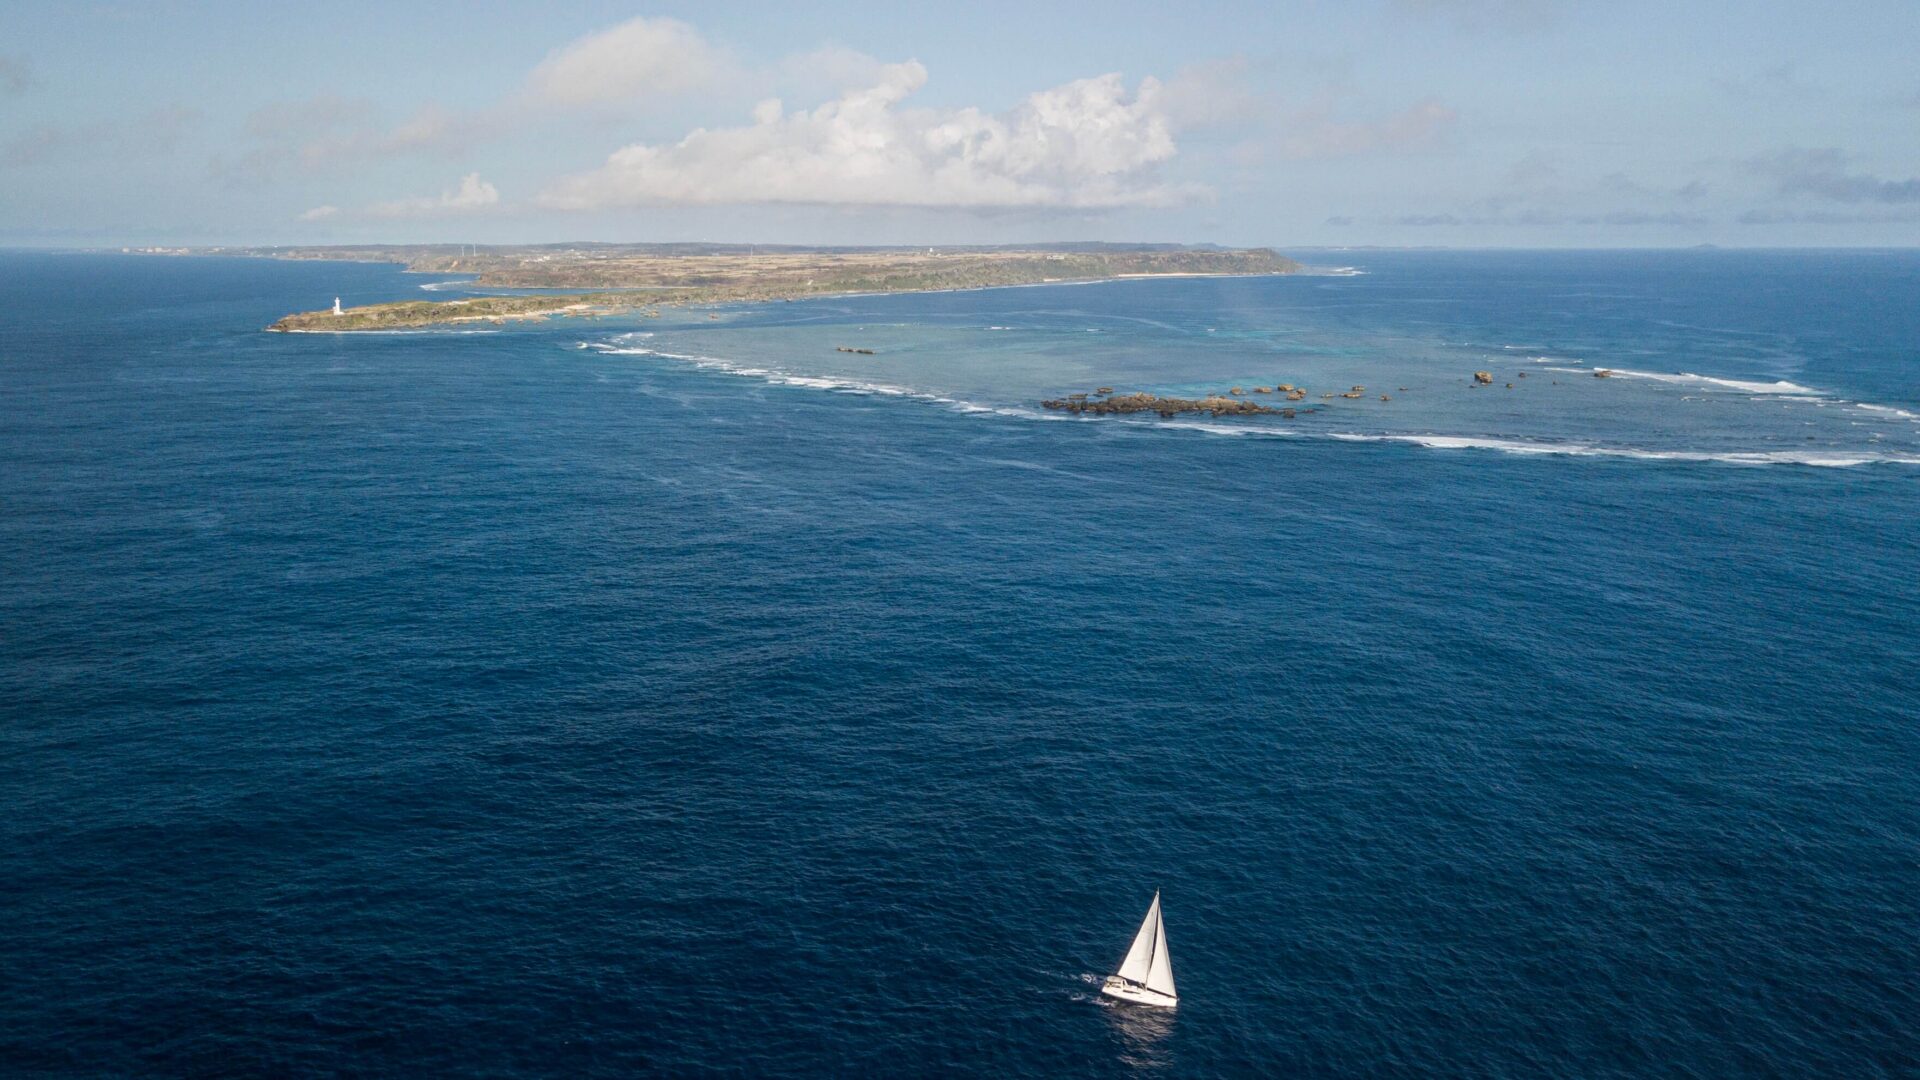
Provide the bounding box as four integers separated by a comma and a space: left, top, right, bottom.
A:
1155, 425, 1918, 467
283, 327, 500, 335
1856, 403, 1920, 422
583, 338, 1919, 466
1554, 364, 1920, 424
583, 341, 1076, 421
1597, 368, 1823, 396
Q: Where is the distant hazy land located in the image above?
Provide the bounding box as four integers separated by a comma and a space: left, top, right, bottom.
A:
239, 243, 1299, 331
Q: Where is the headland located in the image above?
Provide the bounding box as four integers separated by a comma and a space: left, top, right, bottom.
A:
251, 243, 1299, 331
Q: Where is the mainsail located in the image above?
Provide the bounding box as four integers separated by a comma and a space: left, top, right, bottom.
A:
1145, 905, 1176, 997
1115, 890, 1175, 997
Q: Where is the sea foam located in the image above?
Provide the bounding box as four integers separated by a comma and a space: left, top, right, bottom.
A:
585, 338, 1919, 467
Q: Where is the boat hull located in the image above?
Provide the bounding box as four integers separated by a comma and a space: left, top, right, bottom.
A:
1101, 976, 1177, 1008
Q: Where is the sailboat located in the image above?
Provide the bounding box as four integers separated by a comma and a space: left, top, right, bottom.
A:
1101, 890, 1178, 1008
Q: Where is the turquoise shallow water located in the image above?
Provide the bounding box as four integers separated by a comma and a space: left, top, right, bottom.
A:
592, 248, 1920, 466
1, 251, 1917, 1076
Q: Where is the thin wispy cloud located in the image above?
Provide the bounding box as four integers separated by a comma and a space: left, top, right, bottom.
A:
1278, 98, 1455, 159
225, 97, 483, 181
1714, 61, 1830, 105
366, 172, 501, 218
1751, 147, 1920, 204
2, 106, 199, 169
1393, 209, 1709, 227
302, 173, 500, 222
1386, 0, 1564, 33
10, 5, 1914, 245
0, 53, 31, 95
1738, 207, 1920, 225
523, 16, 730, 109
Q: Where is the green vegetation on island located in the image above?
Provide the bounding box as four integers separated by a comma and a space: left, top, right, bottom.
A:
260, 244, 1299, 331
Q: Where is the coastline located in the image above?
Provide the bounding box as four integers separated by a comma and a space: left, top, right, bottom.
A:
261, 245, 1300, 331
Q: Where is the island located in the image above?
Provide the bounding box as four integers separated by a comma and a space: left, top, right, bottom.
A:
253, 243, 1300, 331
1041, 390, 1315, 419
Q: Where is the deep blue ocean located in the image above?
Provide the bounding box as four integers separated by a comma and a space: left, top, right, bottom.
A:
2, 250, 1916, 1077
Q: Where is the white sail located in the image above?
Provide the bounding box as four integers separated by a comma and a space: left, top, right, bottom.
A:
1102, 890, 1178, 1008
1115, 891, 1163, 986
1145, 907, 1176, 998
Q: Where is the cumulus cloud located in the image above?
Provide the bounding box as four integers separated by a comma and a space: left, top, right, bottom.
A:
0, 54, 31, 95
538, 62, 1197, 210
298, 205, 339, 221
1749, 147, 1920, 203
525, 16, 728, 107
773, 44, 896, 102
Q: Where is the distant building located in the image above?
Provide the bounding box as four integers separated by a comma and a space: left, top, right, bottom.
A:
333, 297, 343, 315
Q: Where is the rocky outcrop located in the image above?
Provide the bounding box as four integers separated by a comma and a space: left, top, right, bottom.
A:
1474, 371, 1493, 384
1041, 392, 1294, 418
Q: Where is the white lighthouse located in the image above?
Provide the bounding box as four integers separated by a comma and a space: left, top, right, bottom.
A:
332, 297, 343, 315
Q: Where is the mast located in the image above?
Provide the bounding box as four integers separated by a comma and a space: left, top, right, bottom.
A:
1116, 891, 1162, 986
1145, 905, 1176, 997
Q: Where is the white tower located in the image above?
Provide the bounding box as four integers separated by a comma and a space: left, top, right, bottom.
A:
333, 297, 343, 315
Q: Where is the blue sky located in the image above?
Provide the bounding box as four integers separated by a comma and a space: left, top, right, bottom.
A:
3, 0, 1918, 247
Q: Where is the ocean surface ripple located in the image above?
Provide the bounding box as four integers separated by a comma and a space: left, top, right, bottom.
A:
2, 251, 1917, 1077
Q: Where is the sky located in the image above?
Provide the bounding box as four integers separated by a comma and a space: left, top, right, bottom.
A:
3, 0, 1919, 249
